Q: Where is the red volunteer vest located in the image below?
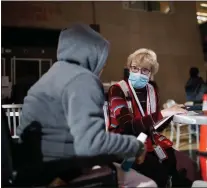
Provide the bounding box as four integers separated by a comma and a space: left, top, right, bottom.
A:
117, 81, 173, 152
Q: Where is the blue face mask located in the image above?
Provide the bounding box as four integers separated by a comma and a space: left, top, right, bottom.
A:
128, 72, 149, 89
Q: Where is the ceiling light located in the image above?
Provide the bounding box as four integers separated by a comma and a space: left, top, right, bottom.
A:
164, 7, 170, 13
198, 19, 202, 24
197, 15, 207, 21
200, 3, 207, 8
197, 12, 207, 16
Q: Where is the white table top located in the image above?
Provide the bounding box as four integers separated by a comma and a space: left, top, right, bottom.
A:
173, 114, 207, 125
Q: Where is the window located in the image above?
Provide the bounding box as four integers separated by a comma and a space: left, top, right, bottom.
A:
11, 57, 52, 85
122, 1, 172, 14
14, 59, 39, 85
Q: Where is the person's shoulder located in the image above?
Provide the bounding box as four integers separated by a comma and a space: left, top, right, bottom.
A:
199, 76, 205, 83
108, 80, 126, 98
109, 84, 121, 92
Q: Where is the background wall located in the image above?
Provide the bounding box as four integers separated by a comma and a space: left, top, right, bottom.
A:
2, 1, 205, 104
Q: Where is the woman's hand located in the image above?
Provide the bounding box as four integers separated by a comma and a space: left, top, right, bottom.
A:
161, 104, 188, 117
136, 146, 147, 164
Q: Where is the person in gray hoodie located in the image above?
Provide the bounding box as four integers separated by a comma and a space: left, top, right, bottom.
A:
17, 24, 157, 187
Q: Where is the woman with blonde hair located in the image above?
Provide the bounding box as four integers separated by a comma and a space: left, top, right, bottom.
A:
107, 48, 199, 187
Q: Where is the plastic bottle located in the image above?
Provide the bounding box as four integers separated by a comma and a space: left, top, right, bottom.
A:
121, 132, 147, 172
202, 94, 207, 113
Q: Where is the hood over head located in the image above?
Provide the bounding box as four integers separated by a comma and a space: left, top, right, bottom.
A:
57, 24, 110, 76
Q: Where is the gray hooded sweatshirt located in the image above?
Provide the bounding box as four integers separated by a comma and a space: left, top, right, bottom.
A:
17, 24, 143, 161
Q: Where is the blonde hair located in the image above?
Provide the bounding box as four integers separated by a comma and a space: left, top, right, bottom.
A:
127, 48, 159, 75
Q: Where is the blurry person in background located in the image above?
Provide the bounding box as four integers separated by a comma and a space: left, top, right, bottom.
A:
185, 67, 206, 102
17, 24, 157, 187
185, 67, 207, 136
108, 48, 199, 187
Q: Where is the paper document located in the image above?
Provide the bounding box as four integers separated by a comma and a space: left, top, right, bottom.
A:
154, 115, 174, 130
186, 111, 198, 116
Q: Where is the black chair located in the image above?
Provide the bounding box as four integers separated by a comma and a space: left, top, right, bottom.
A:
2, 108, 118, 187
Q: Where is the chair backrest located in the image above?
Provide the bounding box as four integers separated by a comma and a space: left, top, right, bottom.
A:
2, 104, 22, 138
2, 108, 14, 185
